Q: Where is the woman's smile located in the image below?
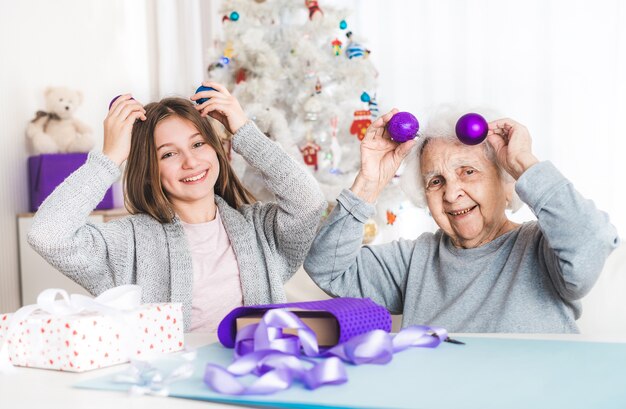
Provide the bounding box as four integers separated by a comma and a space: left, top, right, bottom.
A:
447, 205, 478, 218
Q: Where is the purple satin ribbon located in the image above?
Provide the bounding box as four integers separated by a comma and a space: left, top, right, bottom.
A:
204, 309, 448, 395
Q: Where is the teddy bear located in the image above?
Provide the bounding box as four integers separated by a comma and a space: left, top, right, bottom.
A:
26, 87, 94, 154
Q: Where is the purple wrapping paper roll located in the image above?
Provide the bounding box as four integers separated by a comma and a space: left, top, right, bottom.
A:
218, 298, 392, 348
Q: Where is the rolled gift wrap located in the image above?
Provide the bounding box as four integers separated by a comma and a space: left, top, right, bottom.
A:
218, 297, 392, 348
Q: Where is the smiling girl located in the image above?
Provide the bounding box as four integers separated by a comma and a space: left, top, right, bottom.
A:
28, 83, 326, 332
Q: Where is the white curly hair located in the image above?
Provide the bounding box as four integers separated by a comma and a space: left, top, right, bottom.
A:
399, 106, 523, 212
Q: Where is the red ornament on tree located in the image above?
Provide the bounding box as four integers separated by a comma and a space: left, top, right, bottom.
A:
305, 0, 323, 20
235, 68, 247, 84
300, 141, 321, 170
350, 110, 372, 141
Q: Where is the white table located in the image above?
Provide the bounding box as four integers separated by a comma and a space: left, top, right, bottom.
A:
2, 333, 625, 408
0, 333, 250, 409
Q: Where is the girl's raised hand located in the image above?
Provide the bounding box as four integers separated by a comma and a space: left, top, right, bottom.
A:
103, 94, 146, 166
191, 82, 248, 134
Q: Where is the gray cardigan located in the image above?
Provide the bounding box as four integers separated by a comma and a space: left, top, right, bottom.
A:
304, 161, 619, 333
28, 121, 326, 330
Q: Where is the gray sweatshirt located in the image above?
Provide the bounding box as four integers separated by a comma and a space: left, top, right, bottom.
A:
28, 121, 327, 331
304, 161, 619, 333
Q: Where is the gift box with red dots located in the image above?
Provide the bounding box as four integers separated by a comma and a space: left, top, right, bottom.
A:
0, 303, 184, 372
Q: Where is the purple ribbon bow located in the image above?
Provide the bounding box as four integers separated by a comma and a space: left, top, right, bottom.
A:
204, 308, 449, 395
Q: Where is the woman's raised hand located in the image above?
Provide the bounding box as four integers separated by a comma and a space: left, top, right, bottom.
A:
487, 118, 539, 180
351, 109, 416, 203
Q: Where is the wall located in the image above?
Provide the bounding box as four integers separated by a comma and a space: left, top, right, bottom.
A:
0, 0, 154, 311
352, 0, 626, 231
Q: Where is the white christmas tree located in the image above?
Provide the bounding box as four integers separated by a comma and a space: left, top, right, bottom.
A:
207, 0, 420, 243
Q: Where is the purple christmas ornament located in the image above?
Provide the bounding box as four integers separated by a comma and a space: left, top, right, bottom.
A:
195, 85, 217, 105
455, 113, 488, 145
386, 112, 419, 143
108, 95, 134, 110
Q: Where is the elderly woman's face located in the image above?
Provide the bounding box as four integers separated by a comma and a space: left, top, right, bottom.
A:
420, 139, 510, 248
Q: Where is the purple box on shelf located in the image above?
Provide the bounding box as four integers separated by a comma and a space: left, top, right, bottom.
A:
28, 153, 114, 212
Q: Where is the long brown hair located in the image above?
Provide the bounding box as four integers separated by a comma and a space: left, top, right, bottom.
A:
124, 97, 255, 223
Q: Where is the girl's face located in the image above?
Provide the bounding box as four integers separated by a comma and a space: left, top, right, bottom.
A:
154, 116, 220, 208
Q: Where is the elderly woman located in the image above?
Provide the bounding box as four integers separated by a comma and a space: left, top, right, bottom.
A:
303, 108, 619, 333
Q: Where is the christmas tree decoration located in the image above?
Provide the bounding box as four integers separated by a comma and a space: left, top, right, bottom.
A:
339, 19, 348, 30
329, 117, 342, 173
303, 95, 322, 121
219, 45, 233, 66
345, 31, 367, 59
368, 95, 379, 119
350, 110, 372, 141
305, 0, 323, 20
329, 144, 342, 174
386, 210, 397, 225
387, 111, 419, 143
207, 61, 225, 73
223, 44, 234, 59
300, 141, 321, 171
455, 113, 488, 145
109, 95, 134, 110
209, 0, 386, 206
346, 41, 366, 59
331, 38, 343, 56
304, 60, 317, 79
330, 116, 338, 134
360, 92, 371, 103
320, 150, 333, 170
235, 68, 247, 84
363, 219, 379, 244
195, 85, 217, 105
